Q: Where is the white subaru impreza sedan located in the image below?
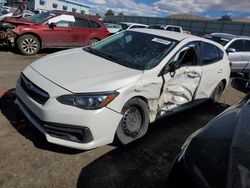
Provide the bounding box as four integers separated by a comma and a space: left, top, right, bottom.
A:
16, 29, 230, 150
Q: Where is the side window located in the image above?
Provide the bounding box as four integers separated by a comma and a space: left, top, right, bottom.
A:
175, 44, 198, 67
169, 43, 198, 68
245, 40, 250, 51
173, 27, 181, 32
228, 40, 245, 52
56, 20, 70, 27
166, 27, 181, 32
202, 42, 223, 65
164, 43, 198, 74
89, 20, 101, 28
72, 18, 89, 28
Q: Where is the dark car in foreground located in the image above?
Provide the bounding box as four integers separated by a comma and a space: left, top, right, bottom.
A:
0, 11, 109, 55
167, 78, 250, 188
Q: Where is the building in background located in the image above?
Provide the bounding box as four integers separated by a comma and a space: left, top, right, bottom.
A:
6, 0, 90, 14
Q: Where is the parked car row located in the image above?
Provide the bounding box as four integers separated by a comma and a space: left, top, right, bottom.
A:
104, 22, 187, 35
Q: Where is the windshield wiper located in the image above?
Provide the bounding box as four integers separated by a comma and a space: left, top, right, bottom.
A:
84, 47, 144, 70
84, 47, 125, 64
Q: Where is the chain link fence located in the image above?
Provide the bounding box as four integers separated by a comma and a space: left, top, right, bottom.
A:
104, 15, 250, 37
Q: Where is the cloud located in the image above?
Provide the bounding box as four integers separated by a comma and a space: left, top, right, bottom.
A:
154, 0, 250, 15
86, 0, 250, 17
88, 0, 106, 5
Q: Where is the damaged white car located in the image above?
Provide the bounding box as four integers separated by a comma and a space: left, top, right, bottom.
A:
16, 29, 230, 150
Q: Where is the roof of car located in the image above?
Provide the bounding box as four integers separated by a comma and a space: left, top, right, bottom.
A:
119, 22, 147, 26
129, 28, 193, 41
148, 24, 181, 27
210, 33, 238, 39
49, 10, 100, 20
208, 33, 250, 40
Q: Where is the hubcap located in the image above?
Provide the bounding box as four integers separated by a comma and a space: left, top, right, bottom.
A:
22, 38, 38, 54
122, 106, 143, 136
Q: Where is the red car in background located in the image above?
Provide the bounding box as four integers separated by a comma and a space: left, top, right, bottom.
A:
0, 11, 109, 55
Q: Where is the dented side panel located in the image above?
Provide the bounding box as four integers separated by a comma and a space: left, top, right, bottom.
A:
158, 66, 203, 114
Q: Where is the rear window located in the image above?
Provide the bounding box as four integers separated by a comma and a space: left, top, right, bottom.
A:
166, 27, 181, 32
202, 42, 224, 65
147, 25, 165, 30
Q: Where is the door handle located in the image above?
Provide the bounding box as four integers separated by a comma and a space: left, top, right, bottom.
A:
187, 72, 199, 78
217, 69, 223, 73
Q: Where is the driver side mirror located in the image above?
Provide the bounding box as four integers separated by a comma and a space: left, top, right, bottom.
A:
231, 78, 250, 94
168, 60, 181, 73
226, 48, 236, 54
158, 60, 181, 77
49, 22, 56, 28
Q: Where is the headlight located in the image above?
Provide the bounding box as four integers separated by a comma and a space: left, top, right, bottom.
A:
57, 92, 119, 110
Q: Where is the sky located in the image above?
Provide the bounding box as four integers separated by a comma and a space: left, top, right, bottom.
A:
81, 0, 250, 18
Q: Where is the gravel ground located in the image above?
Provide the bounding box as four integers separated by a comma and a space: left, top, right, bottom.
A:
0, 49, 245, 188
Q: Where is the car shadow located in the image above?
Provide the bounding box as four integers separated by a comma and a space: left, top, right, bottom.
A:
0, 89, 83, 155
77, 101, 229, 188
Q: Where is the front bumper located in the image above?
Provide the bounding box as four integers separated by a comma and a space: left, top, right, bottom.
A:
16, 71, 123, 150
0, 29, 16, 46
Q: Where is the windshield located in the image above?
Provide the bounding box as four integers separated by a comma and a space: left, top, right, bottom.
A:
84, 31, 178, 70
25, 12, 55, 23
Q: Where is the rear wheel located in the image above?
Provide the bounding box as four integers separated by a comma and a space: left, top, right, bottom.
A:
211, 82, 224, 102
115, 98, 149, 145
17, 34, 40, 55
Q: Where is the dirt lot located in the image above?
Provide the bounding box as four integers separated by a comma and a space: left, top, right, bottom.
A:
0, 49, 245, 188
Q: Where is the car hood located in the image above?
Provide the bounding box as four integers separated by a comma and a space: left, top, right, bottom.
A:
1, 17, 33, 25
30, 48, 143, 93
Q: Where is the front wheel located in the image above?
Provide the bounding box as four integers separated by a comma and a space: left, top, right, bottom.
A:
17, 34, 41, 55
115, 98, 149, 145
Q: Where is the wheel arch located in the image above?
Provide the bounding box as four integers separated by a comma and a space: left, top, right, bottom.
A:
16, 32, 43, 48
221, 79, 227, 90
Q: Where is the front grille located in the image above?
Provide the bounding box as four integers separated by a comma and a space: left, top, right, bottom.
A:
20, 73, 50, 104
18, 98, 93, 143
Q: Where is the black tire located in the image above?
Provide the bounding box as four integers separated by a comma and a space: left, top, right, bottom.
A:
115, 98, 149, 145
89, 39, 99, 45
17, 34, 41, 55
211, 81, 224, 102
